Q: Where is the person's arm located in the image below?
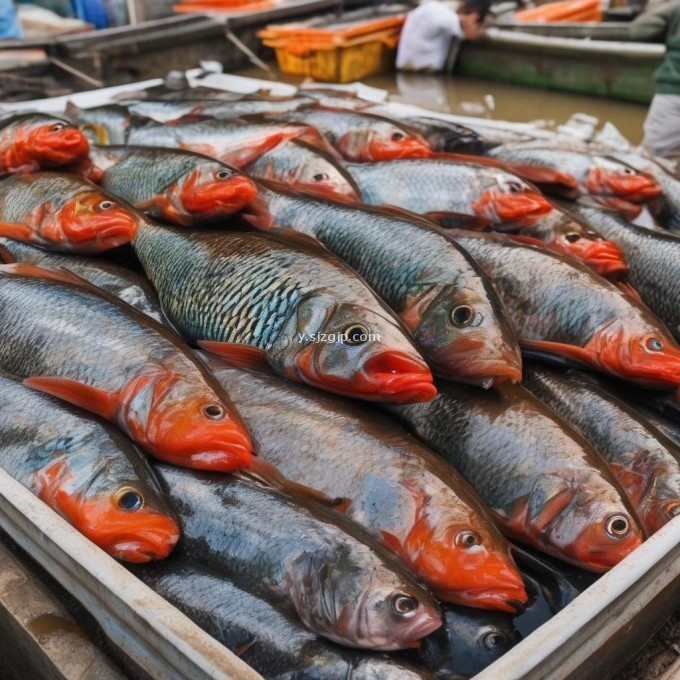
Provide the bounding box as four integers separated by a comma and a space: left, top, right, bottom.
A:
629, 0, 680, 42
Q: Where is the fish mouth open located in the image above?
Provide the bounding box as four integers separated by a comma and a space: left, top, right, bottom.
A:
361, 351, 437, 403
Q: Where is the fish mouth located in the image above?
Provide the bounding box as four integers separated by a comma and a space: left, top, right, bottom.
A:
441, 586, 528, 613
105, 515, 180, 563
398, 613, 444, 648
361, 351, 436, 404
569, 240, 628, 277
369, 139, 433, 162
586, 168, 662, 203
182, 175, 258, 215
475, 190, 552, 227
93, 219, 139, 248
570, 534, 643, 572
181, 433, 253, 472
36, 129, 90, 165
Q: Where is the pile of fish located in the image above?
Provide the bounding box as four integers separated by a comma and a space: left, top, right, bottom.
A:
0, 82, 679, 679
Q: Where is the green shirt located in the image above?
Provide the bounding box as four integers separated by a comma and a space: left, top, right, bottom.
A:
630, 0, 680, 94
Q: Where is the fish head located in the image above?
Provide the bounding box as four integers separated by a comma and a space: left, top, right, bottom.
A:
508, 479, 643, 572
120, 365, 252, 472
402, 502, 527, 612
272, 296, 436, 403
343, 122, 433, 162
175, 161, 258, 223
290, 157, 361, 201
541, 219, 628, 278
585, 158, 662, 203
625, 459, 680, 534
32, 455, 180, 563
419, 605, 521, 678
287, 547, 441, 650
403, 283, 522, 386
585, 316, 680, 388
20, 118, 90, 168
51, 190, 140, 251
473, 173, 552, 227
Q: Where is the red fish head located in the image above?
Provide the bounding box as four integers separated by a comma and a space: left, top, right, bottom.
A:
33, 461, 180, 562
398, 508, 527, 612
347, 124, 433, 162
26, 121, 90, 167
473, 175, 552, 227
402, 284, 522, 386
584, 317, 680, 388
45, 190, 140, 252
274, 301, 436, 403
641, 497, 680, 535
584, 163, 662, 203
175, 163, 258, 224
545, 229, 628, 278
120, 366, 253, 472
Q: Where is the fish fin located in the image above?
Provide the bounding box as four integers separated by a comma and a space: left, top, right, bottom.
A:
263, 227, 331, 254
520, 340, 591, 368
0, 222, 34, 241
0, 262, 102, 293
197, 341, 272, 372
590, 196, 642, 220
616, 280, 644, 304
380, 530, 403, 553
23, 377, 119, 420
0, 243, 16, 263
502, 233, 548, 249
239, 193, 275, 230
427, 212, 491, 230
241, 457, 349, 509
530, 487, 577, 526
375, 204, 440, 227
178, 142, 217, 157
64, 100, 84, 117
609, 463, 647, 506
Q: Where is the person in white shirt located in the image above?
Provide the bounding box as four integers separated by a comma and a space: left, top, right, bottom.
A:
396, 0, 491, 72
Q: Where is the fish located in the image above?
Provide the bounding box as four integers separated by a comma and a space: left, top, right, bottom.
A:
203, 354, 527, 612
0, 113, 89, 173
64, 102, 132, 145
132, 556, 436, 680
84, 146, 257, 226
519, 207, 628, 279
152, 466, 442, 650
125, 115, 336, 168
523, 363, 680, 534
345, 159, 552, 229
243, 139, 362, 202
486, 146, 662, 204
244, 181, 522, 386
450, 231, 680, 388
0, 370, 179, 562
133, 222, 436, 403
387, 380, 645, 572
271, 107, 433, 161
0, 263, 252, 472
562, 201, 680, 342
390, 116, 484, 154
0, 172, 141, 253
418, 604, 521, 679
0, 237, 164, 324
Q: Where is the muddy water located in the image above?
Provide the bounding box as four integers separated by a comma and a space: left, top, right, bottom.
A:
236, 66, 648, 143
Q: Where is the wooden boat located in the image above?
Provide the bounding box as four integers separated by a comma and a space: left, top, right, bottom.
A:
454, 26, 663, 104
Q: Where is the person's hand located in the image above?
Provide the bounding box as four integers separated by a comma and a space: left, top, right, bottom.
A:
459, 11, 484, 40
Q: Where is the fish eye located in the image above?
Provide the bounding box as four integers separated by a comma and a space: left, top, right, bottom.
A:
391, 131, 406, 141
98, 200, 115, 210
455, 530, 480, 548
312, 173, 329, 182
483, 632, 507, 650
391, 594, 418, 617
623, 167, 635, 175
216, 170, 232, 180
114, 487, 144, 512
50, 122, 68, 132
343, 324, 369, 345
507, 181, 522, 194
565, 232, 581, 243
605, 514, 630, 537
203, 403, 225, 420
451, 305, 474, 327
666, 501, 680, 518
646, 337, 664, 352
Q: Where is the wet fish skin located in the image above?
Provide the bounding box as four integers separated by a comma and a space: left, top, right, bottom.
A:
64, 102, 131, 145
0, 264, 252, 472
0, 172, 141, 253
521, 207, 628, 279
0, 237, 164, 324
87, 146, 257, 226
134, 222, 436, 404
0, 113, 89, 173
346, 160, 552, 228
523, 362, 680, 534
563, 202, 680, 343
0, 370, 179, 562
203, 355, 527, 612
244, 139, 362, 201
387, 380, 644, 572
132, 556, 435, 680
153, 465, 442, 650
451, 230, 680, 388
246, 182, 522, 385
